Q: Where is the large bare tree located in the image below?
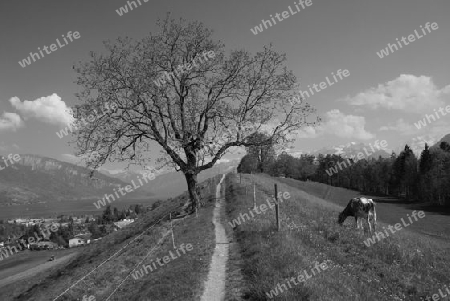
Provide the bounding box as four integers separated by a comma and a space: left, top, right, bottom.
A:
72, 15, 319, 212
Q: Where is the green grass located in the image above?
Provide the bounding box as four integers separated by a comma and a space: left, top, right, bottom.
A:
277, 177, 450, 241
0, 249, 78, 282
275, 177, 359, 203
224, 173, 450, 300
5, 173, 450, 300
1, 176, 220, 301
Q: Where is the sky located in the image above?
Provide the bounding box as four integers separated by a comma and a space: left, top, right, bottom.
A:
0, 0, 449, 171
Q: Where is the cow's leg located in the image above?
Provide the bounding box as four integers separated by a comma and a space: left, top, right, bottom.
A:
373, 211, 377, 232
357, 218, 362, 231
367, 215, 372, 234
355, 216, 358, 229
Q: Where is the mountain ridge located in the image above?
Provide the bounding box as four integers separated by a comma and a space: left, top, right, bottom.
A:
0, 154, 239, 206
0, 154, 131, 206
285, 141, 391, 159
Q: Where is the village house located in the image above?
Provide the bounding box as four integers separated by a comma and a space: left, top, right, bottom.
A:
75, 233, 91, 244
113, 219, 135, 230
69, 234, 92, 248
69, 238, 87, 248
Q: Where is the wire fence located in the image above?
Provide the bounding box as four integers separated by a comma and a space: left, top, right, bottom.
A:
52, 177, 219, 301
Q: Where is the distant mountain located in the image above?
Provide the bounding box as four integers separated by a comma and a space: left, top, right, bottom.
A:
283, 150, 310, 158
99, 167, 169, 183
0, 154, 137, 206
286, 142, 391, 159
0, 154, 239, 206
433, 134, 450, 149
99, 169, 148, 183
394, 134, 449, 157
278, 134, 450, 162
132, 159, 239, 199
399, 134, 438, 156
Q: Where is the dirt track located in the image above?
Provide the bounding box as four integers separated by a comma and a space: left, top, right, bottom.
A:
200, 174, 228, 301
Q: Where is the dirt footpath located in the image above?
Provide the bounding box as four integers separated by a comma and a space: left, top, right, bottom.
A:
200, 174, 228, 301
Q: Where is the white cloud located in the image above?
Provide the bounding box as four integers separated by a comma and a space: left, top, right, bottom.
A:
0, 112, 23, 131
296, 125, 319, 138
323, 110, 375, 139
9, 93, 74, 126
342, 74, 449, 113
379, 118, 417, 135
297, 109, 374, 140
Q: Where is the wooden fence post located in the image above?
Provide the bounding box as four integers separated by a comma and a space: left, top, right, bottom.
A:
253, 183, 256, 210
275, 184, 280, 231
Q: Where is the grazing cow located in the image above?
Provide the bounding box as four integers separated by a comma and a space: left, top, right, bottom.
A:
338, 197, 376, 233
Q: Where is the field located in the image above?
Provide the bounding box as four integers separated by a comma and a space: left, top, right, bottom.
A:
2, 173, 450, 300
0, 177, 220, 301
276, 178, 450, 241
0, 249, 79, 289
224, 174, 450, 300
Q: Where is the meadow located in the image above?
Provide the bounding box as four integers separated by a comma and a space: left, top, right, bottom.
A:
2, 173, 450, 300
0, 177, 220, 301
276, 178, 450, 241
224, 173, 450, 300
0, 249, 79, 288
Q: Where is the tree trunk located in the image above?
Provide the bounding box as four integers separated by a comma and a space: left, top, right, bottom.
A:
185, 172, 200, 213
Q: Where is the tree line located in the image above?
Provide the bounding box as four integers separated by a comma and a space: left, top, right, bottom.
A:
238, 135, 450, 206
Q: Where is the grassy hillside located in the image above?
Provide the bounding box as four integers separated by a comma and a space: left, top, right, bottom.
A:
274, 178, 359, 202
224, 173, 450, 300
5, 173, 450, 300
276, 178, 450, 240
0, 176, 221, 301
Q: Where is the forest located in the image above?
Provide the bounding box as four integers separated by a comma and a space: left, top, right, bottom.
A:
238, 135, 450, 206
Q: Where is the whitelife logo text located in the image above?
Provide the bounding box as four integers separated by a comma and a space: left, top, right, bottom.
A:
363, 211, 425, 247
288, 69, 350, 105
376, 22, 438, 59
250, 0, 313, 35
19, 31, 81, 68
228, 192, 291, 228
414, 105, 450, 130
131, 243, 194, 280
93, 172, 155, 209
326, 140, 388, 176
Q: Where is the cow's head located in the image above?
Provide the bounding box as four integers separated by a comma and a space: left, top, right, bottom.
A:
337, 211, 346, 225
